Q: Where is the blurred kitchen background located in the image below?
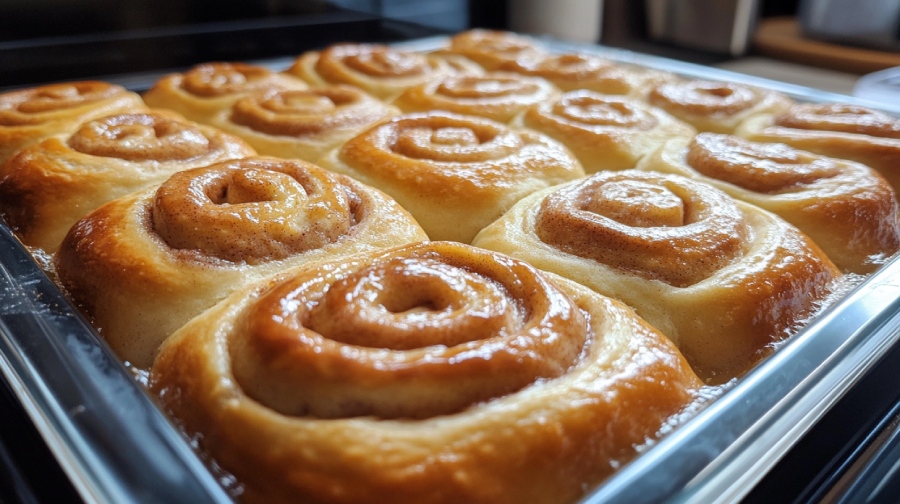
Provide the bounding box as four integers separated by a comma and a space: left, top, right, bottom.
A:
2, 0, 899, 100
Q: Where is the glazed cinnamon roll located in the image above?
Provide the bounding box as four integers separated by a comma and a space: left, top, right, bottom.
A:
0, 81, 145, 164
207, 86, 398, 162
149, 240, 702, 504
286, 43, 481, 101
316, 111, 585, 243
472, 170, 841, 383
735, 103, 900, 197
647, 79, 793, 134
393, 72, 559, 123
0, 110, 255, 253
55, 157, 427, 369
637, 133, 900, 274
511, 90, 696, 173
142, 62, 308, 123
440, 29, 545, 70
498, 52, 674, 97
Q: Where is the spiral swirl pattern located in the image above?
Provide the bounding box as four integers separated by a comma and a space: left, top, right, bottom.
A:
445, 29, 544, 70
321, 111, 583, 242
151, 157, 361, 263
473, 169, 842, 382
650, 80, 756, 116
394, 73, 558, 123
0, 81, 130, 126
67, 112, 213, 161
535, 170, 748, 287
179, 62, 304, 98
0, 81, 146, 165
533, 91, 658, 130
142, 63, 307, 123
499, 53, 672, 97
149, 240, 701, 503
648, 80, 793, 134
516, 90, 695, 173
231, 241, 589, 419
734, 102, 900, 202
54, 154, 426, 369
638, 133, 900, 273
228, 86, 394, 138
288, 44, 479, 101
774, 103, 900, 139
685, 133, 842, 194
0, 110, 253, 253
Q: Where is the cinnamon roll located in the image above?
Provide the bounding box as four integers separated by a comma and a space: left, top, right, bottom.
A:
149, 240, 702, 504
511, 90, 696, 173
498, 52, 674, 97
286, 43, 481, 101
0, 110, 255, 253
207, 86, 398, 162
316, 111, 585, 243
472, 170, 841, 383
55, 156, 427, 369
393, 72, 560, 123
0, 81, 145, 164
440, 29, 545, 71
735, 102, 900, 197
647, 79, 793, 134
142, 62, 309, 123
637, 133, 900, 274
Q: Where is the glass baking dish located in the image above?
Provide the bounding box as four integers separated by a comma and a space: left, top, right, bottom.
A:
1, 35, 899, 504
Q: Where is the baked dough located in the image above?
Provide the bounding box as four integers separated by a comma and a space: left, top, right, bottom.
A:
149, 240, 702, 504
440, 29, 545, 70
207, 85, 398, 162
637, 133, 900, 273
646, 79, 793, 134
498, 52, 674, 97
511, 89, 696, 173
393, 72, 559, 123
316, 111, 584, 243
0, 81, 145, 164
473, 170, 841, 383
142, 62, 308, 123
55, 156, 427, 369
286, 43, 482, 101
735, 102, 900, 198
0, 110, 254, 252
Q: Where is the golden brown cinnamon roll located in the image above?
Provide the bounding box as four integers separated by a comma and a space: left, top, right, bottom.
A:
498, 52, 674, 96
637, 133, 900, 274
149, 240, 702, 504
511, 90, 696, 173
472, 170, 841, 383
647, 79, 793, 134
286, 43, 481, 101
0, 110, 255, 253
316, 111, 585, 243
0, 81, 146, 164
142, 62, 308, 123
441, 29, 545, 70
393, 72, 559, 123
207, 86, 398, 162
55, 156, 427, 369
735, 103, 900, 197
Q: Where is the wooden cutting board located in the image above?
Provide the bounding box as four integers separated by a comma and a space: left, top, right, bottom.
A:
753, 17, 900, 75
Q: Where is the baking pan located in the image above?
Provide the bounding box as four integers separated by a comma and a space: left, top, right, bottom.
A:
1, 36, 900, 504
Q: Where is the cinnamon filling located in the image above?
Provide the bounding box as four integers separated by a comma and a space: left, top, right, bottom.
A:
536, 170, 748, 287
231, 241, 590, 419
686, 133, 841, 194
151, 157, 360, 263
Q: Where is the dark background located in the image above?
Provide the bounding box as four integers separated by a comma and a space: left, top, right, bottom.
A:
0, 0, 802, 88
